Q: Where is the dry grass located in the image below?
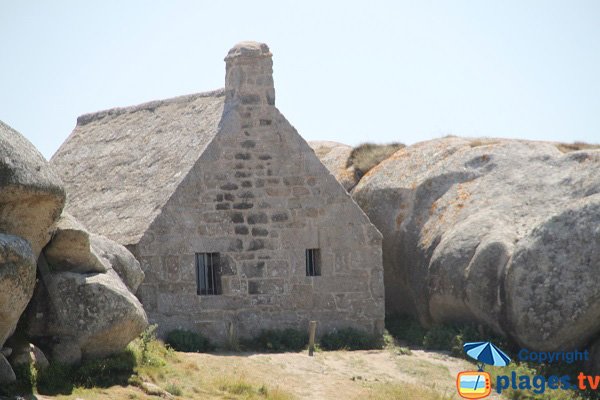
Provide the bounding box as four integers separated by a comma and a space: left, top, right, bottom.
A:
469, 139, 500, 148
346, 142, 405, 178
556, 141, 600, 153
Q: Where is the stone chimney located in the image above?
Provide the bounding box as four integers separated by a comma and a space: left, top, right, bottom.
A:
224, 41, 275, 106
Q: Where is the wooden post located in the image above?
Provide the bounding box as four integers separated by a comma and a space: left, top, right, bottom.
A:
308, 321, 317, 356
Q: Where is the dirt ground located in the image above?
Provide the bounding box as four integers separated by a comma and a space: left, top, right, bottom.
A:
38, 348, 506, 400
188, 349, 504, 399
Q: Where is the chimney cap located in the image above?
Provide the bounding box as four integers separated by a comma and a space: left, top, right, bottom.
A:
225, 41, 272, 61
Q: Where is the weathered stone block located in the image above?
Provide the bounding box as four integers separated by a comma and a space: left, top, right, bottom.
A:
247, 213, 268, 224
270, 212, 289, 222
235, 171, 252, 178
241, 261, 265, 278
235, 225, 249, 235
266, 187, 289, 197
238, 191, 255, 200
292, 186, 310, 197
230, 212, 244, 224
283, 176, 304, 186
248, 279, 284, 295
247, 239, 266, 251
251, 228, 269, 237
220, 183, 238, 191
233, 202, 253, 210
235, 153, 251, 160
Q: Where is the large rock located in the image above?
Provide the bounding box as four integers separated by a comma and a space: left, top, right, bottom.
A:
309, 141, 358, 191
505, 198, 600, 350
27, 215, 147, 362
0, 234, 36, 348
27, 262, 148, 361
44, 213, 144, 291
0, 120, 65, 256
44, 213, 107, 274
90, 233, 144, 292
0, 353, 15, 384
352, 137, 600, 350
10, 342, 49, 371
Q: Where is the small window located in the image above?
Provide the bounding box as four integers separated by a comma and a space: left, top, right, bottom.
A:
196, 253, 221, 295
305, 249, 321, 276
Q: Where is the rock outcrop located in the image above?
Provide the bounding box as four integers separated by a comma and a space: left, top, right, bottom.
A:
90, 233, 144, 292
352, 137, 600, 351
0, 120, 65, 364
27, 217, 147, 362
0, 235, 36, 350
44, 213, 107, 274
0, 120, 147, 379
308, 141, 358, 191
0, 121, 65, 257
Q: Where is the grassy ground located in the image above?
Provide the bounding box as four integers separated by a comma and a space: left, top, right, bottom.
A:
35, 348, 464, 400
7, 318, 599, 400
10, 329, 470, 400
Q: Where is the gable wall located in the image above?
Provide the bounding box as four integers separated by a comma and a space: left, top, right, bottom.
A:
132, 98, 384, 344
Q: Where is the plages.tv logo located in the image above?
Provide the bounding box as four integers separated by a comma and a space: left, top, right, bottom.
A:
456, 341, 511, 399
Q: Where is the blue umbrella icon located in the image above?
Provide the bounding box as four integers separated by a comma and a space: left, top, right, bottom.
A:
464, 341, 511, 371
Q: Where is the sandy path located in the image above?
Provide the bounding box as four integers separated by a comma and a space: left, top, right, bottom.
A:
182, 349, 505, 399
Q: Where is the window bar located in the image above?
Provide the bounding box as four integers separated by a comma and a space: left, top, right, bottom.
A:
209, 253, 215, 295
204, 253, 209, 295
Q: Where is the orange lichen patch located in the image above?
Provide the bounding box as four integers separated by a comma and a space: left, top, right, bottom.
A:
387, 146, 412, 162
363, 161, 385, 179
429, 200, 438, 216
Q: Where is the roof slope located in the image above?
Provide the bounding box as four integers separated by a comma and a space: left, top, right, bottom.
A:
51, 90, 226, 245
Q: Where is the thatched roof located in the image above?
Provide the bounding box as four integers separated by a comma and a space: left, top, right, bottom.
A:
51, 89, 226, 245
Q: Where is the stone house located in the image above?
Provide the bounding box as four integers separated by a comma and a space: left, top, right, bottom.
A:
51, 42, 385, 342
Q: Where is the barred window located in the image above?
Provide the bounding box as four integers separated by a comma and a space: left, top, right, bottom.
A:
196, 253, 221, 295
305, 249, 321, 277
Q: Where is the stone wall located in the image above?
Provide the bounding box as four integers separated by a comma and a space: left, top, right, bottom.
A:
132, 42, 385, 343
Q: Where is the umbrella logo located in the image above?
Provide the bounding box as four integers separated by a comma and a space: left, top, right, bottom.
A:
456, 342, 511, 399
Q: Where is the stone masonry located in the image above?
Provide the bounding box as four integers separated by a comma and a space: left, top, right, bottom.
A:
53, 42, 385, 344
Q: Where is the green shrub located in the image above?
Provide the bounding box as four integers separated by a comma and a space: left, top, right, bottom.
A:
165, 382, 183, 396
346, 142, 405, 178
0, 363, 37, 397
422, 325, 459, 351
386, 314, 427, 346
36, 362, 74, 395
241, 328, 308, 352
165, 329, 213, 353
319, 327, 382, 351
73, 350, 136, 387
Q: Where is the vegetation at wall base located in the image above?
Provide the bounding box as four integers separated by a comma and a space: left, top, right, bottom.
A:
165, 328, 214, 353
240, 328, 308, 352
319, 327, 382, 351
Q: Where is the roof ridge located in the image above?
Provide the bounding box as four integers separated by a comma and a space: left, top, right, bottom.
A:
76, 88, 226, 126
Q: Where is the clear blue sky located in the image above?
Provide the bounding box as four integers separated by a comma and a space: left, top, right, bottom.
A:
1, 1, 599, 159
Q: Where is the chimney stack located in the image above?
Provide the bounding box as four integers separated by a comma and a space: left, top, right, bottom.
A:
224, 41, 275, 106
